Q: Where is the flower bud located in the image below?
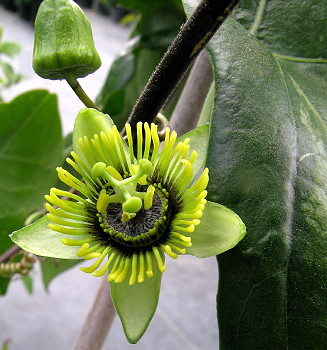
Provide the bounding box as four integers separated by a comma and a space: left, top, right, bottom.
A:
32, 0, 101, 80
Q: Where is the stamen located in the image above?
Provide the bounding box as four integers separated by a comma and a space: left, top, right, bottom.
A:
152, 247, 166, 272
97, 189, 110, 213
144, 185, 155, 210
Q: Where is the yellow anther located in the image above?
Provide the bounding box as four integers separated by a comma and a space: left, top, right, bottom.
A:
106, 166, 123, 181
129, 164, 139, 176
96, 189, 110, 213
144, 185, 155, 210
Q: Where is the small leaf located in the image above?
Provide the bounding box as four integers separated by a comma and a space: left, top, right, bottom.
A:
110, 258, 163, 344
187, 201, 246, 258
10, 215, 85, 259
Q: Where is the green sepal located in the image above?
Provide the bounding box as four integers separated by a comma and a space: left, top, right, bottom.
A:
187, 201, 246, 258
110, 256, 163, 344
73, 108, 114, 152
10, 215, 86, 259
33, 0, 101, 80
176, 123, 210, 179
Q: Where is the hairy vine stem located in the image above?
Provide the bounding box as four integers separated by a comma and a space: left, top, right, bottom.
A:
126, 0, 240, 133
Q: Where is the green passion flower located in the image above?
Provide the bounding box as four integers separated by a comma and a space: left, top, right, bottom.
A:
47, 121, 208, 284
10, 108, 246, 343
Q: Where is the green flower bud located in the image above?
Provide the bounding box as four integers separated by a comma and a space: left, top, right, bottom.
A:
32, 0, 101, 80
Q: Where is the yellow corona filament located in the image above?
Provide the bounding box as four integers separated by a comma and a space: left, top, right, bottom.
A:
175, 210, 203, 220
91, 134, 109, 164
145, 251, 153, 277
143, 123, 151, 160
46, 213, 85, 228
174, 224, 195, 233
61, 238, 93, 246
115, 257, 132, 283
125, 123, 135, 164
48, 224, 87, 235
129, 254, 138, 285
171, 232, 191, 242
161, 245, 178, 259
56, 168, 90, 197
96, 189, 110, 213
170, 238, 192, 247
144, 185, 155, 210
138, 252, 145, 283
152, 247, 166, 272
109, 257, 126, 281
150, 123, 160, 164
80, 248, 110, 273
92, 252, 116, 277
107, 256, 122, 281
137, 122, 143, 160
50, 187, 87, 204
169, 244, 186, 254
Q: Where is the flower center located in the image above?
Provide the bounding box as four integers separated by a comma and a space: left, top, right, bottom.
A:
97, 184, 171, 248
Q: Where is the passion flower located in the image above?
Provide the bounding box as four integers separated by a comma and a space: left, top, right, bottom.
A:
11, 108, 246, 343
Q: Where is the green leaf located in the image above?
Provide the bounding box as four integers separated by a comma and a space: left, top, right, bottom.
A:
40, 257, 80, 290
10, 215, 85, 259
0, 90, 62, 294
187, 201, 246, 258
203, 14, 327, 350
21, 275, 33, 294
0, 42, 21, 57
110, 257, 163, 344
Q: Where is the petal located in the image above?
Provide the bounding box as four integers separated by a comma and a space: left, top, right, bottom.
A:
110, 261, 163, 344
187, 201, 246, 258
10, 215, 86, 259
176, 123, 210, 179
73, 108, 114, 155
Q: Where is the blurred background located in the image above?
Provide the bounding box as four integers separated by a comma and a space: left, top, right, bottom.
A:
0, 1, 219, 349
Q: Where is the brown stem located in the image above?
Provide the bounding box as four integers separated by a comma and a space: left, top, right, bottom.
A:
169, 50, 213, 135
0, 245, 21, 264
126, 0, 239, 133
71, 277, 116, 350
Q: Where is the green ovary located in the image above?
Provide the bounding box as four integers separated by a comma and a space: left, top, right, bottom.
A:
45, 122, 208, 285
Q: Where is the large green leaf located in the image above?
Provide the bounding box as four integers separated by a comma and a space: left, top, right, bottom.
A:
0, 90, 62, 294
203, 13, 327, 350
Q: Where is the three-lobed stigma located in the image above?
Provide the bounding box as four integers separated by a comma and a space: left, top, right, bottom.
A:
45, 122, 208, 285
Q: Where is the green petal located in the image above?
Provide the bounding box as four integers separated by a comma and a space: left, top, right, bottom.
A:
187, 201, 246, 258
10, 215, 86, 259
73, 108, 114, 153
110, 261, 163, 344
176, 123, 210, 179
